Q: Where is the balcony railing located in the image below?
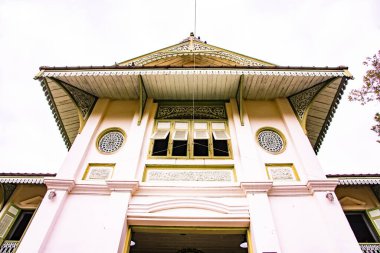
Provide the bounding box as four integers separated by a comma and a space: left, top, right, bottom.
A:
0, 241, 18, 253
360, 243, 380, 253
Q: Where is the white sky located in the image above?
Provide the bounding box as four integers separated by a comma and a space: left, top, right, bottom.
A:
0, 0, 379, 175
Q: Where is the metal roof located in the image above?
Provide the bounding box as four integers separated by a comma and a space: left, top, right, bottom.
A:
0, 173, 56, 185
35, 36, 352, 152
326, 174, 380, 186
0, 177, 45, 184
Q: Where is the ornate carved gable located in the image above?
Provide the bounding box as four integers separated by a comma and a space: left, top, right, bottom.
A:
119, 33, 274, 67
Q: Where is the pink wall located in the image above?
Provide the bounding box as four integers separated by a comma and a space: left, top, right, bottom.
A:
43, 194, 111, 252
269, 195, 361, 253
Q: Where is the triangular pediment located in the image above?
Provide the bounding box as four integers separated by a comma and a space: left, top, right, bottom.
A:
18, 196, 43, 209
339, 196, 367, 209
119, 34, 275, 67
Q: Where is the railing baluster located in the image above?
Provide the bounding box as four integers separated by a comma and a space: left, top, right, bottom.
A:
360, 243, 380, 253
0, 241, 19, 253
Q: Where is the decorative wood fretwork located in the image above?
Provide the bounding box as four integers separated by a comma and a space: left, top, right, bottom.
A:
98, 130, 125, 154
257, 129, 285, 153
313, 77, 348, 153
123, 41, 265, 67
156, 104, 227, 119
288, 81, 329, 120
52, 77, 97, 119
360, 243, 380, 253
0, 240, 18, 253
40, 78, 71, 148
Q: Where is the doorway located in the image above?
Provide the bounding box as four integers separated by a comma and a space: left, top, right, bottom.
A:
125, 227, 250, 253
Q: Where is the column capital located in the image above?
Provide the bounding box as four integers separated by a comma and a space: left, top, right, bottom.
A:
307, 179, 339, 192
44, 178, 75, 192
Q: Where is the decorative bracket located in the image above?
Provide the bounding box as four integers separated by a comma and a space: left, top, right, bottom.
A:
138, 75, 147, 125
50, 77, 97, 120
288, 77, 338, 130
235, 75, 244, 126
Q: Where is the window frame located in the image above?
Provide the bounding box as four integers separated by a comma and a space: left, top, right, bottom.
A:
149, 119, 232, 159
345, 211, 380, 243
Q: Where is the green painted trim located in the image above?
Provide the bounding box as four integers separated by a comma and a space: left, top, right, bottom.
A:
148, 120, 233, 159
235, 75, 244, 126
0, 204, 20, 244
40, 78, 71, 149
138, 75, 147, 126
366, 208, 380, 239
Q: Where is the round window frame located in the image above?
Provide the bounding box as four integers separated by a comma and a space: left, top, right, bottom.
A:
256, 127, 287, 155
96, 127, 126, 155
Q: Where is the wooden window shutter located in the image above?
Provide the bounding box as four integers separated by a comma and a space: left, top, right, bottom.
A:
0, 205, 20, 244
367, 208, 380, 237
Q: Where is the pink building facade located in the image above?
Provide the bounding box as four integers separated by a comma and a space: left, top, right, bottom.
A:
13, 34, 364, 252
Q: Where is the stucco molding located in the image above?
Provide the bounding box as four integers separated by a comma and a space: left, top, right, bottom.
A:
307, 179, 339, 192
70, 183, 111, 195
126, 215, 250, 228
44, 178, 75, 192
240, 181, 273, 193
129, 198, 248, 215
240, 179, 338, 196
106, 180, 139, 193
268, 185, 311, 196
136, 185, 244, 197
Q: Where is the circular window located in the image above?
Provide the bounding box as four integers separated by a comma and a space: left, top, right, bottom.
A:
257, 128, 285, 153
97, 129, 125, 154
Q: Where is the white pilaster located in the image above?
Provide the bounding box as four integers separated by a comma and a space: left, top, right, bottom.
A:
103, 181, 138, 253
230, 98, 266, 181
241, 182, 281, 253
59, 98, 110, 179
113, 98, 154, 180
16, 180, 74, 252
275, 98, 325, 179
314, 191, 362, 253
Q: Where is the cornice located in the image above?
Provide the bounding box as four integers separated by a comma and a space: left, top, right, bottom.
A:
136, 184, 245, 197
240, 181, 273, 193
106, 180, 139, 193
44, 178, 75, 191
43, 179, 139, 194
307, 179, 339, 192
268, 185, 311, 196
42, 179, 338, 196
70, 183, 111, 195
